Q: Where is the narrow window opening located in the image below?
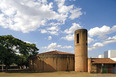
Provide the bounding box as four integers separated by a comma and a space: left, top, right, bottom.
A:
77, 34, 79, 43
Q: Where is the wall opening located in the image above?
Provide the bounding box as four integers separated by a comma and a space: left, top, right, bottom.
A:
77, 34, 79, 43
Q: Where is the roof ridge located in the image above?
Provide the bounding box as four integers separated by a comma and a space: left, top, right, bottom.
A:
91, 58, 116, 64
39, 50, 74, 55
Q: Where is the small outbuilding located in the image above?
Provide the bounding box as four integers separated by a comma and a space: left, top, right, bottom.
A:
88, 58, 116, 73
29, 50, 74, 72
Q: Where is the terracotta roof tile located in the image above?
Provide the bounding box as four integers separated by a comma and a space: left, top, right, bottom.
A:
91, 58, 116, 64
39, 50, 74, 55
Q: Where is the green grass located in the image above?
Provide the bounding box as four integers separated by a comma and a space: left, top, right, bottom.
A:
0, 71, 95, 77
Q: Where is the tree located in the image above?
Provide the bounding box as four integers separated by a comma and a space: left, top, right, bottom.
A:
0, 35, 39, 71
15, 55, 27, 69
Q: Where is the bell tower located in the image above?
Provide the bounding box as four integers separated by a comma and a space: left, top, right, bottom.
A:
74, 29, 88, 72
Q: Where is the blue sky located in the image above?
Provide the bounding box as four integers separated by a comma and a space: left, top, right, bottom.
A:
0, 0, 116, 57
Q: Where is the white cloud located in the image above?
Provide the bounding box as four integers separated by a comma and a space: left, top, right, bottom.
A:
64, 23, 82, 34
104, 35, 116, 44
48, 36, 52, 40
69, 8, 82, 20
93, 43, 104, 47
55, 0, 82, 20
42, 42, 73, 51
39, 29, 47, 33
39, 26, 59, 35
88, 25, 116, 51
88, 25, 116, 37
47, 26, 59, 31
48, 22, 61, 26
88, 37, 94, 44
25, 41, 32, 44
89, 35, 116, 51
0, 0, 82, 33
62, 46, 73, 48
88, 42, 104, 51
58, 5, 73, 14
47, 26, 59, 35
48, 31, 58, 35
24, 41, 37, 44
39, 29, 59, 35
61, 34, 74, 41
61, 23, 82, 41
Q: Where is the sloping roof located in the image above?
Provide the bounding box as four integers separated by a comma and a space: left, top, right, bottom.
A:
39, 50, 74, 55
91, 58, 116, 64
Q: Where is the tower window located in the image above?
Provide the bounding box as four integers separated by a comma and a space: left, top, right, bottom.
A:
77, 34, 79, 43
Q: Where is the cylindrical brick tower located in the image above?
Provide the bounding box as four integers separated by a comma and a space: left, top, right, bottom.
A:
74, 29, 88, 72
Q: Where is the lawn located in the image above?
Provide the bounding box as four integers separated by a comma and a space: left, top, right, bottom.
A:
94, 74, 116, 77
1, 71, 116, 77
0, 71, 95, 77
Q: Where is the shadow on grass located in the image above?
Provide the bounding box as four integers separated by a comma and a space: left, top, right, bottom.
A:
0, 69, 64, 73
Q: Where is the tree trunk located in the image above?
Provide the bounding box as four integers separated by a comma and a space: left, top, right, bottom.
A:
5, 65, 8, 71
21, 66, 23, 69
1, 64, 4, 72
20, 66, 21, 69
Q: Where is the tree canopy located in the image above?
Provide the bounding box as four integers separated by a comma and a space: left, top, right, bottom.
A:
0, 35, 39, 70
